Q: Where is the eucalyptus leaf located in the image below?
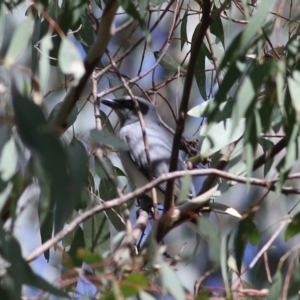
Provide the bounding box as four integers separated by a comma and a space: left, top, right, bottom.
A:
161, 263, 186, 300
5, 17, 34, 65
267, 271, 282, 300
200, 118, 245, 157
198, 218, 221, 268
58, 37, 85, 85
90, 129, 128, 150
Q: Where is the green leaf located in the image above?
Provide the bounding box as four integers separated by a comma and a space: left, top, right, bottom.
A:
40, 211, 53, 261
232, 75, 255, 130
12, 87, 75, 232
99, 110, 114, 133
200, 118, 245, 157
285, 212, 300, 241
0, 227, 69, 298
138, 0, 148, 17
76, 248, 103, 266
161, 263, 186, 300
48, 101, 78, 130
198, 218, 221, 268
220, 235, 231, 297
205, 62, 243, 121
188, 97, 234, 121
99, 178, 126, 232
177, 175, 192, 203
68, 226, 86, 266
5, 17, 34, 65
235, 216, 260, 274
95, 155, 118, 180
192, 24, 207, 100
195, 290, 212, 300
39, 32, 53, 95
75, 15, 95, 53
154, 51, 185, 73
67, 138, 89, 205
180, 8, 188, 50
121, 273, 149, 297
83, 206, 111, 254
209, 202, 242, 218
210, 15, 224, 48
0, 138, 18, 181
288, 70, 300, 123
58, 37, 85, 85
240, 0, 276, 53
259, 138, 274, 176
267, 271, 282, 300
90, 129, 128, 150
287, 260, 300, 300
117, 0, 151, 43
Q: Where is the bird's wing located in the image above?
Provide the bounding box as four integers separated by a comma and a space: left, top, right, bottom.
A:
122, 124, 195, 201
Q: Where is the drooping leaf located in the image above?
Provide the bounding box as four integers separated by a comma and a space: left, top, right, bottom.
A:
12, 87, 75, 233
4, 17, 34, 65
154, 51, 185, 73
120, 273, 149, 297
267, 271, 282, 300
259, 138, 274, 176
48, 101, 78, 130
99, 178, 126, 232
220, 235, 231, 297
68, 226, 86, 266
200, 118, 245, 157
180, 7, 188, 50
90, 128, 128, 150
0, 138, 18, 181
0, 226, 68, 298
198, 218, 221, 268
192, 24, 207, 100
161, 263, 186, 300
118, 0, 151, 43
285, 212, 300, 241
58, 37, 85, 85
287, 260, 300, 300
210, 15, 224, 48
235, 216, 260, 274
39, 32, 53, 95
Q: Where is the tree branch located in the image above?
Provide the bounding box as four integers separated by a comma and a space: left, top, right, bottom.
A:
25, 168, 300, 262
163, 0, 211, 212
52, 0, 119, 131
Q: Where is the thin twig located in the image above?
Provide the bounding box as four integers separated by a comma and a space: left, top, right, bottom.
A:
205, 29, 222, 86
249, 220, 289, 268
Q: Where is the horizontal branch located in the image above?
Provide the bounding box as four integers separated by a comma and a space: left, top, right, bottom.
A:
25, 168, 300, 262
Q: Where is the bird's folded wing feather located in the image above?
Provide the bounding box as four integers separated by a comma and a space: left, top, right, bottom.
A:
123, 125, 195, 200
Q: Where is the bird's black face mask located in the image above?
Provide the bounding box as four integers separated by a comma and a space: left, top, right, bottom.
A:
101, 96, 157, 127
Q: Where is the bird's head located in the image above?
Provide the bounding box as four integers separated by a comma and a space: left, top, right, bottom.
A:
101, 96, 160, 126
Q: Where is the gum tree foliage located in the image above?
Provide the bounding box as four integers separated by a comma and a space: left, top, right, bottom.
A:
1, 0, 300, 299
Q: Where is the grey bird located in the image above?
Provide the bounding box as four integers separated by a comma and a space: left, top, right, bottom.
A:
101, 96, 196, 207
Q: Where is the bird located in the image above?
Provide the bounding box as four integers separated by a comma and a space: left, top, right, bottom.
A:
101, 95, 196, 208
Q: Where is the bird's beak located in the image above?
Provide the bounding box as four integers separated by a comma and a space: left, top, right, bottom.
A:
101, 98, 119, 109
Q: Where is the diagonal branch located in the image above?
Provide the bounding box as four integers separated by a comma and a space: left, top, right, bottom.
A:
52, 0, 119, 131
164, 0, 212, 212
